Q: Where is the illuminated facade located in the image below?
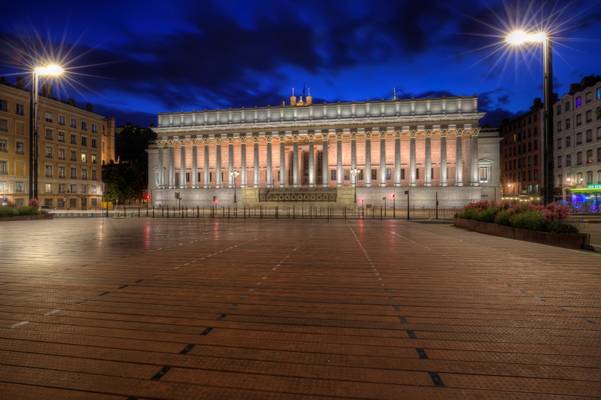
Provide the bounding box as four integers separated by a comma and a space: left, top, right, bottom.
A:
149, 94, 501, 207
0, 80, 116, 208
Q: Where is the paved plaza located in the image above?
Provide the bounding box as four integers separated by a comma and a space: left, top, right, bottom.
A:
0, 218, 600, 399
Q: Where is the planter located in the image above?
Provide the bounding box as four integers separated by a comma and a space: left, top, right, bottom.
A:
454, 218, 590, 250
0, 214, 54, 222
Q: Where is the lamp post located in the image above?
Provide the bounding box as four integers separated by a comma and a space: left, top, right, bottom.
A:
29, 64, 64, 201
350, 168, 360, 206
392, 193, 396, 218
230, 170, 240, 203
506, 30, 553, 204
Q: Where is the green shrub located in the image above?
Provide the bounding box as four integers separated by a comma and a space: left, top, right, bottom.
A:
509, 210, 547, 231
477, 207, 499, 223
547, 220, 579, 234
458, 208, 480, 220
0, 207, 19, 217
494, 210, 512, 226
17, 206, 39, 216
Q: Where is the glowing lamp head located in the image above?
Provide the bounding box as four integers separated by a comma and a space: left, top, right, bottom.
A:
34, 64, 65, 77
505, 30, 547, 46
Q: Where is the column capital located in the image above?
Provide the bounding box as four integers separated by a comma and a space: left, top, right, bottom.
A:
471, 128, 481, 137
409, 129, 417, 138
440, 129, 448, 137
425, 129, 432, 137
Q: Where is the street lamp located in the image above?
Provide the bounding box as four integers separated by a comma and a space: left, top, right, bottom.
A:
505, 30, 553, 204
29, 63, 65, 201
230, 170, 240, 203
350, 168, 360, 205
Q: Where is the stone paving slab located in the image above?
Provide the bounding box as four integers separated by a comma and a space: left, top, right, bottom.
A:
0, 218, 600, 399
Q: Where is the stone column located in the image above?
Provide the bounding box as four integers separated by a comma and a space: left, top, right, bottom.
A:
292, 134, 299, 187
322, 132, 329, 187
336, 133, 343, 187
410, 132, 416, 186
168, 144, 175, 188
279, 133, 286, 187
440, 132, 448, 186
471, 131, 479, 186
240, 135, 247, 188
308, 134, 315, 187
228, 138, 234, 188
351, 131, 357, 186
394, 132, 401, 187
425, 132, 432, 186
266, 135, 273, 188
191, 142, 198, 188
379, 131, 386, 187
364, 132, 371, 187
456, 131, 463, 186
157, 146, 164, 188
215, 137, 222, 188
203, 140, 210, 188
253, 136, 259, 188
179, 144, 186, 188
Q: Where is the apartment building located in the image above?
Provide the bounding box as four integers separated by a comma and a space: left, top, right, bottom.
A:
0, 79, 115, 208
554, 77, 601, 195
499, 100, 544, 197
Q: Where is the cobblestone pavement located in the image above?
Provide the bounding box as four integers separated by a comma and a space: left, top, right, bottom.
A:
0, 218, 600, 399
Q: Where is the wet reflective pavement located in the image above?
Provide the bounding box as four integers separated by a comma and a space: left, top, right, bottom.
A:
0, 218, 600, 399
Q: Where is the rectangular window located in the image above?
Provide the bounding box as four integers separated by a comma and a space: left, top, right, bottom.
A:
81, 136, 87, 146
91, 138, 97, 148
556, 138, 562, 149
70, 118, 77, 128
566, 154, 572, 167
586, 129, 593, 143
587, 149, 593, 164
575, 96, 582, 108
0, 99, 7, 111
0, 119, 7, 131
81, 153, 87, 163
330, 169, 336, 181
92, 168, 97, 180
576, 114, 582, 126
597, 87, 601, 100
0, 139, 7, 152
45, 128, 53, 140
91, 154, 97, 164
16, 141, 24, 154
58, 131, 65, 142
0, 160, 7, 174
401, 168, 405, 180
576, 132, 582, 145
91, 123, 97, 133
586, 92, 592, 103
565, 102, 570, 112
45, 165, 53, 177
69, 198, 77, 208
565, 119, 571, 129
385, 167, 392, 180
59, 166, 65, 178
15, 181, 24, 192
557, 155, 562, 168
371, 168, 377, 180
586, 110, 592, 123
566, 136, 571, 147
81, 168, 88, 180
58, 115, 65, 125
576, 152, 582, 165
44, 198, 53, 208
587, 171, 593, 184
45, 112, 53, 123
44, 183, 52, 193
15, 103, 24, 115
58, 184, 66, 194
70, 184, 77, 194
81, 121, 87, 131
557, 121, 562, 132
58, 148, 65, 160
415, 168, 420, 180
70, 150, 77, 161
45, 145, 53, 158
70, 134, 77, 144
70, 167, 77, 179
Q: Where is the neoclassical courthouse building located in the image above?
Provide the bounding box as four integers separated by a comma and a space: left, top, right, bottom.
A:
149, 93, 501, 208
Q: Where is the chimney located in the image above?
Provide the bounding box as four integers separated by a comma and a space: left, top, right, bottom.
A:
16, 76, 25, 89
41, 83, 52, 97
306, 87, 313, 106
289, 88, 297, 106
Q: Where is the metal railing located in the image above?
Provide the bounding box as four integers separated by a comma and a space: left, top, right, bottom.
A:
51, 206, 458, 220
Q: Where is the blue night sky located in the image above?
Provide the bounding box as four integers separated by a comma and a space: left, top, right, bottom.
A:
1, 0, 600, 127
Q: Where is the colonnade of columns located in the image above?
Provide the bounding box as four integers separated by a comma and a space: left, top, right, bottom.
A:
154, 128, 481, 190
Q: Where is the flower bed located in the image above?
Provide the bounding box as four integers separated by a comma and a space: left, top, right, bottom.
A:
0, 200, 51, 221
454, 201, 590, 249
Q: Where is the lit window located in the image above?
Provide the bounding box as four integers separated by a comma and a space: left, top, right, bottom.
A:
81, 153, 87, 163
575, 96, 582, 108
44, 183, 52, 193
